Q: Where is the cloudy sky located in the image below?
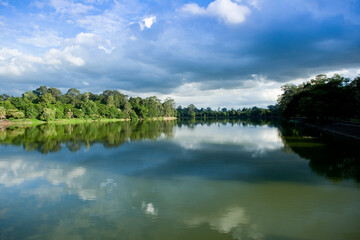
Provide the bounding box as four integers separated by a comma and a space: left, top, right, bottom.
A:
0, 0, 360, 108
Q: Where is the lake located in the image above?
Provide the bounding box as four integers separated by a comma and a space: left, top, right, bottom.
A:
0, 120, 359, 240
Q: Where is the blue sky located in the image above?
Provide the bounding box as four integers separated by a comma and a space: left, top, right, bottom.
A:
0, 0, 360, 108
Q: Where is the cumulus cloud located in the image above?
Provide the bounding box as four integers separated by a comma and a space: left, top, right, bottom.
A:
0, 48, 43, 76
0, 0, 359, 108
0, 44, 85, 77
122, 76, 282, 109
182, 0, 251, 24
139, 16, 157, 30
44, 46, 85, 66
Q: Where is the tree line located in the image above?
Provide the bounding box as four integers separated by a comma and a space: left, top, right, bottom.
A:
176, 105, 273, 119
0, 86, 176, 121
276, 74, 360, 120
1, 73, 359, 122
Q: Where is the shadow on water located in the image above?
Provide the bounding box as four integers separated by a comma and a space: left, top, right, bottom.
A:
277, 121, 360, 182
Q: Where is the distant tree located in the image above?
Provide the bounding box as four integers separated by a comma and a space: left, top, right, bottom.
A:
33, 86, 48, 98
22, 91, 38, 103
0, 94, 10, 101
163, 98, 176, 117
66, 88, 81, 106
41, 93, 56, 106
47, 87, 62, 99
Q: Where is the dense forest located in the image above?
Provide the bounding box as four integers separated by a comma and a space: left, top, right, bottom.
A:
0, 74, 359, 122
0, 86, 176, 121
176, 105, 273, 119
277, 74, 360, 120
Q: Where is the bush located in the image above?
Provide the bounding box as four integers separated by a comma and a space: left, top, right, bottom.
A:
40, 108, 56, 121
6, 109, 25, 119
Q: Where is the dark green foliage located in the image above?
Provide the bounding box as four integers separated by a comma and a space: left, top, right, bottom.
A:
176, 104, 273, 119
24, 103, 41, 118
277, 74, 360, 120
0, 86, 176, 121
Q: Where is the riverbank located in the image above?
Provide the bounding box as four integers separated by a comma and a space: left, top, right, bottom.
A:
0, 117, 177, 127
145, 117, 177, 121
0, 118, 129, 127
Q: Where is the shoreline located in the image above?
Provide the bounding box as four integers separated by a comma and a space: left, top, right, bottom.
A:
0, 117, 177, 127
289, 119, 360, 141
305, 122, 360, 141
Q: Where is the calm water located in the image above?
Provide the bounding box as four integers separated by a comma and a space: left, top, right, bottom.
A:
0, 120, 359, 240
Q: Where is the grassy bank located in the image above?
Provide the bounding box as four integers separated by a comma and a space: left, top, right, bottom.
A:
0, 118, 129, 126
1, 117, 177, 127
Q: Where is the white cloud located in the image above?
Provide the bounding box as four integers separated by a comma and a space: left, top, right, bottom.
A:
44, 46, 85, 66
121, 77, 282, 109
182, 3, 207, 15
247, 0, 261, 9
139, 16, 157, 30
0, 48, 43, 76
0, 44, 85, 77
73, 32, 97, 44
182, 0, 251, 24
49, 0, 94, 15
18, 29, 62, 48
98, 44, 115, 54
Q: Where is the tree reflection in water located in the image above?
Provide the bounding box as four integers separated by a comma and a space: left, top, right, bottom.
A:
277, 121, 360, 182
0, 121, 175, 154
1, 120, 359, 182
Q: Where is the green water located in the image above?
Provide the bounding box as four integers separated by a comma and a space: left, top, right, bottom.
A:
0, 120, 359, 240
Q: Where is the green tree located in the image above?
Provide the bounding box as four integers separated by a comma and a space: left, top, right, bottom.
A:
47, 87, 62, 100
33, 86, 48, 98
162, 98, 176, 117
40, 108, 56, 121
41, 93, 56, 106
80, 100, 98, 117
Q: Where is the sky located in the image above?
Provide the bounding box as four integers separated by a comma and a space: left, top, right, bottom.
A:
0, 0, 360, 109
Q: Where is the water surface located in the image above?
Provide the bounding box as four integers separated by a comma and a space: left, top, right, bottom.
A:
0, 120, 359, 240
